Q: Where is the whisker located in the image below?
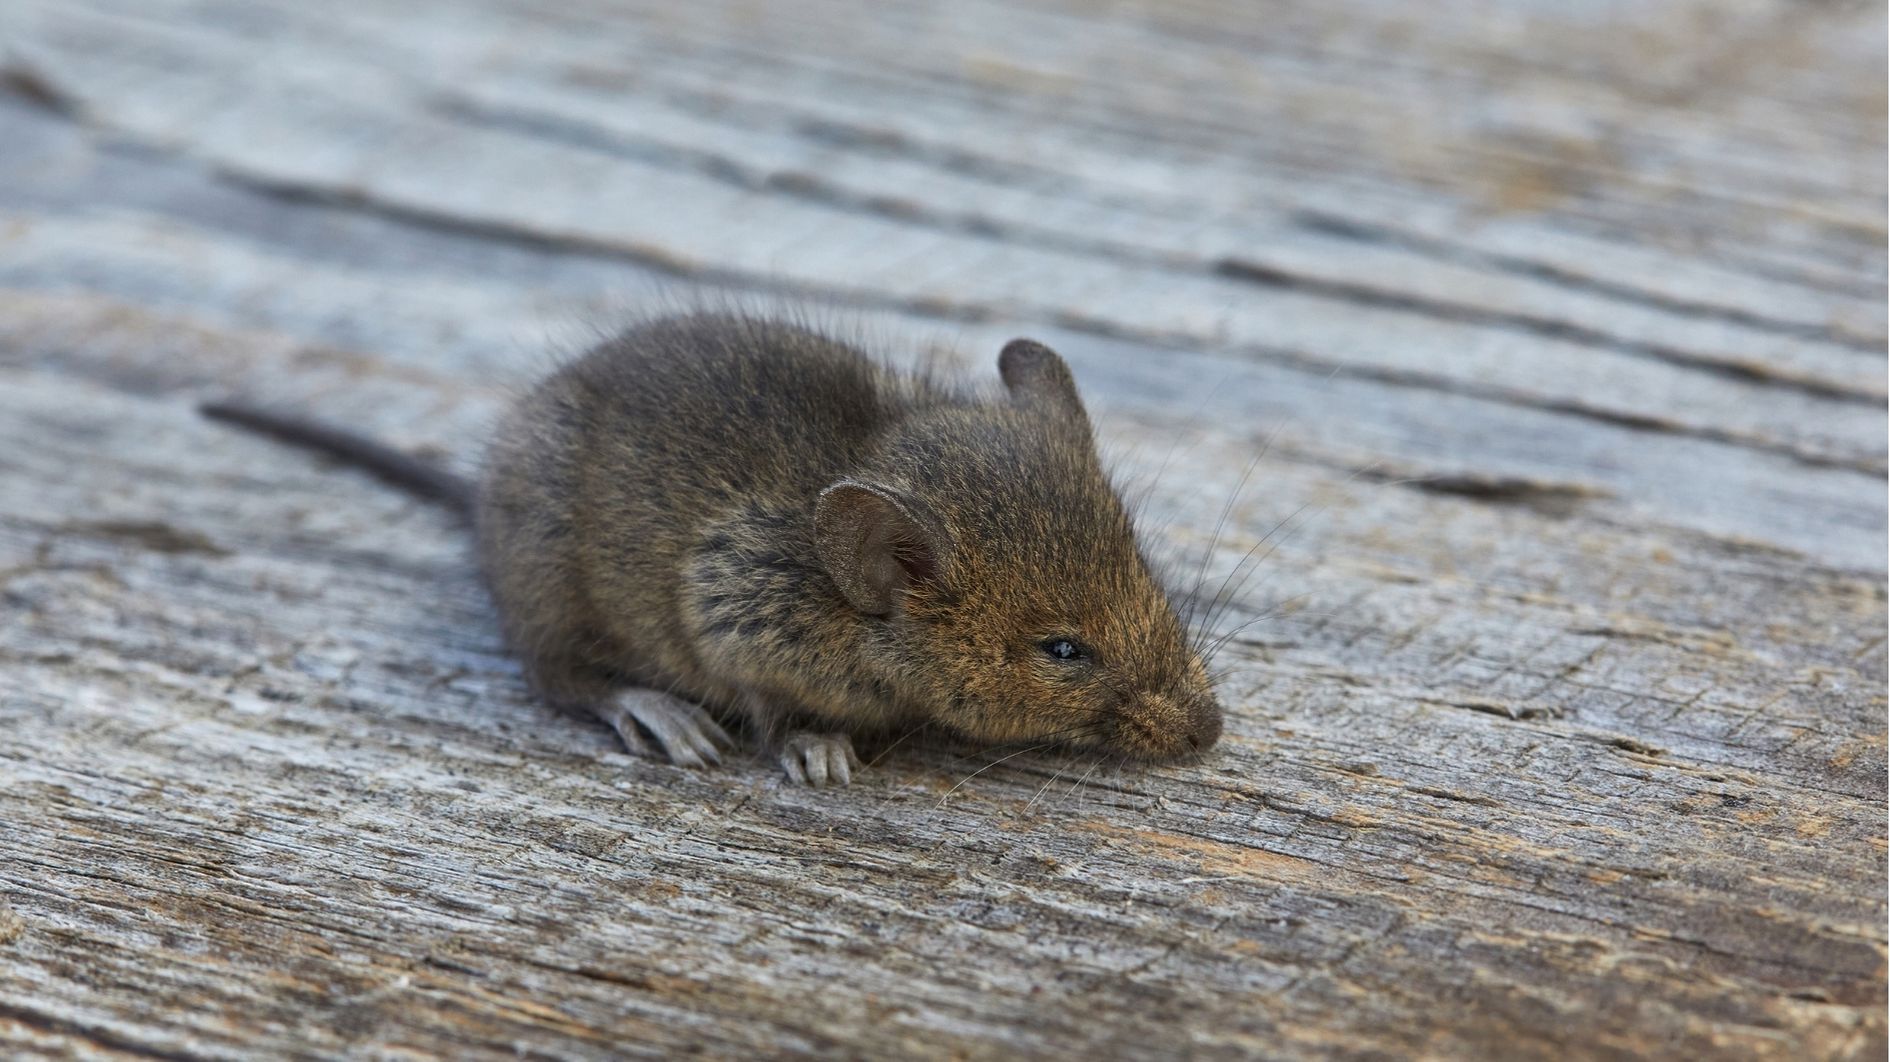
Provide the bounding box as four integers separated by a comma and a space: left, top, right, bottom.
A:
936, 743, 1055, 808
1193, 499, 1314, 648
1182, 424, 1282, 638
1192, 458, 1391, 656
1202, 590, 1323, 662
867, 720, 932, 768
1022, 758, 1072, 815
1061, 756, 1105, 807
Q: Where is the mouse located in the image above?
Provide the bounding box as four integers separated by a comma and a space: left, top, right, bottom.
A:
202, 312, 1223, 786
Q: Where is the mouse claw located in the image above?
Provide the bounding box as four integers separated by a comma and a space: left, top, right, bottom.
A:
779, 732, 862, 788
597, 690, 733, 769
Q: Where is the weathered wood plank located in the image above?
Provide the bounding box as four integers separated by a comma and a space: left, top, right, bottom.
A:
0, 0, 1882, 1058
12, 3, 1883, 479
0, 102, 1880, 570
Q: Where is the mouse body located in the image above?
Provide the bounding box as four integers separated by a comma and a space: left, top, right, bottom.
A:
205, 313, 1222, 785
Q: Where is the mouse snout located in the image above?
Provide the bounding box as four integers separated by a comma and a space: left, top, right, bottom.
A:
1187, 696, 1223, 754
1117, 691, 1223, 761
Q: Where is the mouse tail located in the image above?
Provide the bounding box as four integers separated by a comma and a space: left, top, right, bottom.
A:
200, 401, 476, 515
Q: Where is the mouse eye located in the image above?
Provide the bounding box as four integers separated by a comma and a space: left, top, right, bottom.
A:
1039, 637, 1090, 663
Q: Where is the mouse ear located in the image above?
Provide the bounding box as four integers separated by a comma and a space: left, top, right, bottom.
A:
814, 480, 945, 616
999, 339, 1089, 426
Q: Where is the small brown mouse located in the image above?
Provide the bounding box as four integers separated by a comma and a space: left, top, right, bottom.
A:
203, 313, 1222, 786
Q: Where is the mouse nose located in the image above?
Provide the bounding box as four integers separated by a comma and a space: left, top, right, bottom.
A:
1186, 698, 1223, 754
1119, 692, 1223, 761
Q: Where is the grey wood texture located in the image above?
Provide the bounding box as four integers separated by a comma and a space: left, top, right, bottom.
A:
0, 0, 1883, 1058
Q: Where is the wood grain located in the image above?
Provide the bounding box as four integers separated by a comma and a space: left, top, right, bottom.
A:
0, 0, 1882, 1058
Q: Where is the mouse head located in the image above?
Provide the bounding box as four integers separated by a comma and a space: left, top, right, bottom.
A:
815, 339, 1222, 761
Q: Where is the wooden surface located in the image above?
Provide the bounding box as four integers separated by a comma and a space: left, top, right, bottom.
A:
1, 0, 1884, 1057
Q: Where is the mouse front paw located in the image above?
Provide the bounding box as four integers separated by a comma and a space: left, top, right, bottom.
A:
595, 689, 734, 768
779, 731, 862, 787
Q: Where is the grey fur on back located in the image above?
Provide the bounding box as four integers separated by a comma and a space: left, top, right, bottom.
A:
475, 313, 973, 726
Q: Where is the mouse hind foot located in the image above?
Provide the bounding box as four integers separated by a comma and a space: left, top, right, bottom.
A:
778, 731, 862, 787
594, 689, 734, 768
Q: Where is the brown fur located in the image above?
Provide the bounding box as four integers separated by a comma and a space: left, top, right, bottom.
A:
209, 312, 1223, 782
